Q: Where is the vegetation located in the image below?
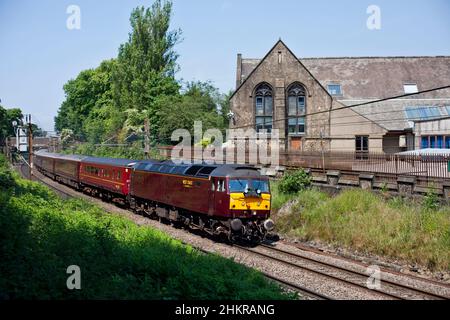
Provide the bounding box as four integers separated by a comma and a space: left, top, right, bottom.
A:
272, 183, 450, 271
55, 1, 230, 146
277, 169, 311, 195
63, 142, 164, 160
0, 105, 45, 145
0, 155, 293, 299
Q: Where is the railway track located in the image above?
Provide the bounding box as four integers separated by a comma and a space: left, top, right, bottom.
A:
190, 244, 333, 300
19, 166, 332, 300
234, 243, 450, 300
18, 163, 450, 300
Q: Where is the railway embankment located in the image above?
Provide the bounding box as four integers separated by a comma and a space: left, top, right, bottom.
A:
271, 180, 450, 278
0, 155, 292, 300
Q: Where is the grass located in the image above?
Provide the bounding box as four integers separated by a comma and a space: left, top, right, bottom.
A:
271, 181, 450, 271
0, 156, 293, 300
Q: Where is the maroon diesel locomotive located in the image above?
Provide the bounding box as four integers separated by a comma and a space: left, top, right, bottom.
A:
130, 161, 273, 241
33, 151, 274, 242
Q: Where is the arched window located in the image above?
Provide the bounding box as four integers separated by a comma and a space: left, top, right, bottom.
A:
287, 83, 306, 134
254, 83, 273, 133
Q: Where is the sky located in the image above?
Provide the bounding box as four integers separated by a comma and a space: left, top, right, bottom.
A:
0, 0, 449, 132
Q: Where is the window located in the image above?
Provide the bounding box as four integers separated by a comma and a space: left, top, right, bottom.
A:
185, 165, 203, 176
327, 84, 342, 96
254, 84, 273, 133
355, 136, 369, 153
228, 179, 270, 193
421, 136, 450, 149
197, 166, 217, 176
217, 180, 225, 192
287, 84, 306, 134
403, 83, 418, 94
405, 106, 442, 120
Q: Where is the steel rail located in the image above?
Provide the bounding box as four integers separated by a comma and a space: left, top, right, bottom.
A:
234, 244, 404, 300
259, 244, 448, 300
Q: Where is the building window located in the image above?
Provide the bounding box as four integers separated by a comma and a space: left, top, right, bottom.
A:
405, 106, 442, 120
287, 83, 306, 134
327, 84, 342, 96
421, 136, 450, 149
355, 136, 369, 157
403, 83, 418, 94
254, 83, 273, 133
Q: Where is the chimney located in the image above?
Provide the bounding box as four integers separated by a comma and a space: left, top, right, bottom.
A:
236, 53, 242, 89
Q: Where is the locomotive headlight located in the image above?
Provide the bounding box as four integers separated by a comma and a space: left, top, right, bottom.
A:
263, 219, 275, 231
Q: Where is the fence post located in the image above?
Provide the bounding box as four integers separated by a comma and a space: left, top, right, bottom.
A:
395, 154, 398, 176
443, 181, 450, 203
326, 170, 340, 186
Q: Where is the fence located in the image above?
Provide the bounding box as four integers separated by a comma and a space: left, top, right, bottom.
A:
158, 146, 450, 180
280, 151, 450, 179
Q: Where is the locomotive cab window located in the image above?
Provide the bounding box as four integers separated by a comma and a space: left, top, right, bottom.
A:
228, 179, 269, 193
217, 179, 225, 192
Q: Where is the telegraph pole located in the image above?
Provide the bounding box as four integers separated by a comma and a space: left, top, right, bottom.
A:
27, 114, 33, 180
144, 118, 150, 159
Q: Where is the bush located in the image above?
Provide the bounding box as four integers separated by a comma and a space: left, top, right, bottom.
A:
278, 169, 311, 194
423, 189, 439, 211
273, 188, 450, 271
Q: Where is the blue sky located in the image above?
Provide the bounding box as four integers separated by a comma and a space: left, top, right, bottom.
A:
0, 0, 449, 131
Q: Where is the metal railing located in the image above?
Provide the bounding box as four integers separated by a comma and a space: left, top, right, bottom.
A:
158, 145, 450, 179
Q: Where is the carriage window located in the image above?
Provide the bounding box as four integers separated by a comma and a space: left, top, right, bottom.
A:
117, 171, 121, 180
211, 181, 215, 191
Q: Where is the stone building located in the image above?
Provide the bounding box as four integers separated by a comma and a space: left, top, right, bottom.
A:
229, 40, 450, 154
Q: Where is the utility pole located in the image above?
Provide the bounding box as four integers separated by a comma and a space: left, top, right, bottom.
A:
320, 130, 325, 173
27, 114, 33, 180
144, 118, 150, 159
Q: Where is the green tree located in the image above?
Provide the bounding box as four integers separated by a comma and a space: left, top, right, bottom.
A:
0, 106, 24, 145
156, 81, 229, 144
55, 59, 117, 142
113, 1, 181, 139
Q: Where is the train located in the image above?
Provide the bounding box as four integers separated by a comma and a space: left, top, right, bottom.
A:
33, 150, 275, 242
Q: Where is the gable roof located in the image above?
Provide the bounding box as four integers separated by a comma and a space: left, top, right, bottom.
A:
231, 40, 332, 100
235, 41, 450, 132
239, 55, 450, 100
